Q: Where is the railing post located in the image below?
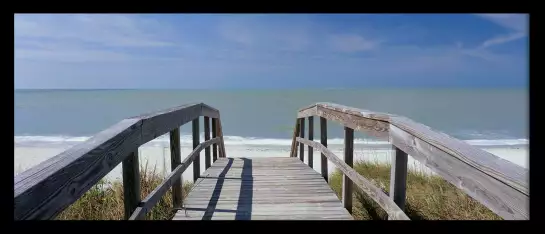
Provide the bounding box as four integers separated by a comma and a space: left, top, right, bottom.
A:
169, 128, 183, 209
204, 116, 211, 169
290, 119, 301, 158
299, 118, 305, 162
212, 118, 218, 162
389, 145, 408, 218
192, 118, 200, 182
343, 127, 353, 214
217, 118, 227, 158
122, 149, 141, 220
320, 117, 328, 182
308, 116, 314, 168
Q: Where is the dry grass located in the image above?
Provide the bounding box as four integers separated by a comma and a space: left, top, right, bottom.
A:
56, 161, 193, 220
329, 160, 502, 220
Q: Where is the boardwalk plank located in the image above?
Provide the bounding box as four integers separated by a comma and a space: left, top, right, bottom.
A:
173, 157, 352, 220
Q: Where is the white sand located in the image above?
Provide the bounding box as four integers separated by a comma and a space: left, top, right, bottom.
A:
14, 144, 528, 182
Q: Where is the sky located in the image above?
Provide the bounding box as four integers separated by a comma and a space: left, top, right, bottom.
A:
14, 14, 529, 89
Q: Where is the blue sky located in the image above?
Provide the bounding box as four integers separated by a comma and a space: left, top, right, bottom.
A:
14, 14, 528, 89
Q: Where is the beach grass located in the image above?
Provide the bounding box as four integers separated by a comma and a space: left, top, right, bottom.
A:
328, 159, 502, 220
56, 161, 193, 220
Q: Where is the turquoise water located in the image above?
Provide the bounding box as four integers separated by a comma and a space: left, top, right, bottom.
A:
14, 88, 528, 146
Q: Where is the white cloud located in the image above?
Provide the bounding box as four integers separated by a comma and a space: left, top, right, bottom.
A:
329, 34, 380, 53
475, 14, 528, 33
481, 32, 526, 48
14, 14, 176, 48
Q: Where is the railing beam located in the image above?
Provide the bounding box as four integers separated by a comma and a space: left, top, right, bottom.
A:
169, 128, 183, 209
343, 127, 354, 214
308, 116, 314, 168
320, 117, 328, 182
299, 118, 305, 162
192, 118, 200, 182
212, 118, 218, 162
204, 117, 211, 169
122, 150, 141, 220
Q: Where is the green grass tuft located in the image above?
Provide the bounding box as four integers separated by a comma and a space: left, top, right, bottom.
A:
329, 160, 502, 220
56, 162, 193, 220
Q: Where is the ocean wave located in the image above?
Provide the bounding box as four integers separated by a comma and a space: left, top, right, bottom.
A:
14, 135, 529, 147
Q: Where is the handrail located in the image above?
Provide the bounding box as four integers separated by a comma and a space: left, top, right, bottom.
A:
14, 103, 227, 220
294, 102, 529, 220
129, 137, 220, 220
297, 137, 410, 220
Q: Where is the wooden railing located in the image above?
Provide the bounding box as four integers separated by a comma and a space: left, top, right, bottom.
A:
14, 103, 227, 220
291, 102, 529, 220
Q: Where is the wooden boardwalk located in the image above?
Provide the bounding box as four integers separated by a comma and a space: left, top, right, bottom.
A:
173, 157, 353, 220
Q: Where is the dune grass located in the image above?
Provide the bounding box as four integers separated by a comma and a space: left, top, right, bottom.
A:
328, 159, 502, 220
56, 161, 193, 220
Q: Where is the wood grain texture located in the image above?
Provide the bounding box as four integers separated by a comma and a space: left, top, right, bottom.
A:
216, 118, 227, 158
296, 137, 409, 220
296, 102, 529, 220
308, 116, 314, 168
389, 124, 528, 220
129, 138, 220, 220
14, 103, 223, 220
14, 118, 143, 220
212, 118, 218, 162
192, 118, 200, 182
169, 128, 183, 209
122, 150, 141, 220
204, 117, 211, 170
173, 157, 353, 220
290, 119, 301, 158
320, 117, 328, 182
299, 118, 305, 162
343, 127, 353, 214
389, 146, 408, 215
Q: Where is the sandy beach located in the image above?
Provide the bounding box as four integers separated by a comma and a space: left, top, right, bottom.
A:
14, 143, 528, 183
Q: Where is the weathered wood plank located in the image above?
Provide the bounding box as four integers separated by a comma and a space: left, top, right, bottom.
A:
204, 116, 211, 170
316, 105, 389, 140
216, 118, 227, 158
129, 138, 220, 220
389, 124, 528, 220
308, 116, 314, 168
299, 118, 305, 162
343, 127, 353, 214
389, 145, 408, 217
122, 150, 141, 220
192, 118, 200, 182
201, 103, 221, 119
296, 137, 409, 220
320, 117, 328, 182
212, 118, 218, 162
290, 119, 301, 158
14, 118, 143, 220
169, 128, 183, 209
174, 157, 353, 220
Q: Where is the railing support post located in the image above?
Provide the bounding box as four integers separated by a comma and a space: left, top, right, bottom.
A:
299, 118, 305, 162
308, 116, 314, 168
389, 145, 408, 218
343, 127, 353, 214
122, 149, 141, 220
290, 119, 300, 157
169, 128, 183, 209
320, 117, 328, 182
192, 118, 200, 182
212, 118, 218, 162
204, 117, 211, 170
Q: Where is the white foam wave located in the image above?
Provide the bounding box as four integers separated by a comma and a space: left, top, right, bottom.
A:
14, 135, 529, 147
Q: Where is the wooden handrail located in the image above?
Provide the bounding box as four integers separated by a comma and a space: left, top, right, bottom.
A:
14, 103, 227, 220
296, 137, 410, 220
294, 102, 529, 220
129, 137, 220, 220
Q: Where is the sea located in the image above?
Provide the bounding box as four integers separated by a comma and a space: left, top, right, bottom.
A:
14, 88, 528, 147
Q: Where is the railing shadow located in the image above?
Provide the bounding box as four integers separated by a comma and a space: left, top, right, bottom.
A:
235, 158, 253, 220
202, 158, 234, 220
